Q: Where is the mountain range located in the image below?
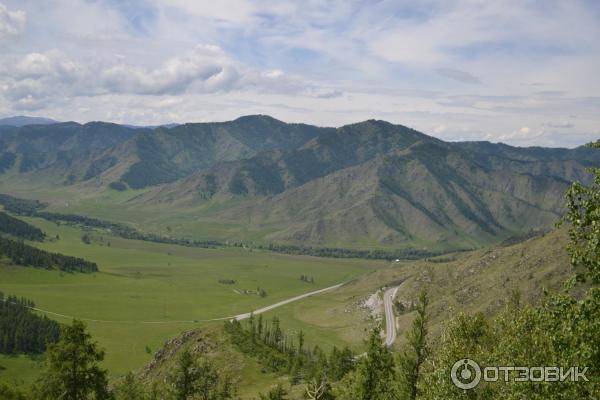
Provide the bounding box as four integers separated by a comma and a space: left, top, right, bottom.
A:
0, 116, 59, 127
0, 115, 597, 249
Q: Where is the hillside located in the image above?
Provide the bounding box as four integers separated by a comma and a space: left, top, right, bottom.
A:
258, 227, 580, 353
133, 227, 581, 399
0, 115, 598, 250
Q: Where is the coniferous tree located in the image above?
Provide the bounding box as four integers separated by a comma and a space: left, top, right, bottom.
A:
335, 326, 398, 400
34, 320, 110, 400
397, 290, 429, 400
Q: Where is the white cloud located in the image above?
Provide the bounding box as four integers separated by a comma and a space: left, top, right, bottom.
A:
544, 121, 574, 129
0, 45, 309, 110
102, 45, 230, 95
0, 3, 25, 41
0, 0, 598, 147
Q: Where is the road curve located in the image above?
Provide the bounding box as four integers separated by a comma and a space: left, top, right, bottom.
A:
383, 287, 399, 347
233, 282, 346, 321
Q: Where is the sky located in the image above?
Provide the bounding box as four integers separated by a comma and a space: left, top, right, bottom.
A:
0, 0, 599, 147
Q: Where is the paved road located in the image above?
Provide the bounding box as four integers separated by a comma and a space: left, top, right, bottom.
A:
233, 282, 346, 321
383, 286, 399, 347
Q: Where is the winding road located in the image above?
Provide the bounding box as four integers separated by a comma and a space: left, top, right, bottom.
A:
383, 286, 399, 347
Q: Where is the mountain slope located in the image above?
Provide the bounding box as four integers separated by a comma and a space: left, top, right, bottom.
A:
0, 122, 140, 180
1, 115, 598, 249
135, 121, 595, 248
172, 141, 567, 248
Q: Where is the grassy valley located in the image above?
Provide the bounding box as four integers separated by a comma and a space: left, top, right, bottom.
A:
0, 214, 379, 386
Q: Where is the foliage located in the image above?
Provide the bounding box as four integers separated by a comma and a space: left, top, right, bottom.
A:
0, 193, 45, 216
114, 372, 147, 400
397, 290, 429, 400
334, 326, 399, 400
0, 211, 45, 241
0, 236, 98, 272
564, 141, 600, 283
166, 349, 236, 400
258, 384, 288, 400
224, 316, 355, 385
0, 381, 29, 400
34, 320, 110, 400
108, 181, 128, 191
0, 292, 60, 354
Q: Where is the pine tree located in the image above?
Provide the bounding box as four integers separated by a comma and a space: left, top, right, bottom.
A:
335, 326, 398, 400
397, 290, 428, 400
34, 320, 110, 400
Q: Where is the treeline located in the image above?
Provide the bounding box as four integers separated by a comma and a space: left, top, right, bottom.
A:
35, 212, 223, 249
0, 236, 98, 273
225, 315, 355, 385
250, 242, 440, 261
0, 211, 45, 241
1, 319, 237, 400
0, 292, 60, 354
0, 194, 45, 215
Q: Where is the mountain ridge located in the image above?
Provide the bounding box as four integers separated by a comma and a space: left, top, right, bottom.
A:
0, 115, 598, 249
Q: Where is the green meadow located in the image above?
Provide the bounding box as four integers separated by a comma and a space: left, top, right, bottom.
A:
0, 216, 382, 385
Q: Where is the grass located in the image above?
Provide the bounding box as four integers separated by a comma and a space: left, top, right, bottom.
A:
262, 228, 579, 353
0, 216, 381, 385
0, 182, 492, 251
0, 354, 45, 388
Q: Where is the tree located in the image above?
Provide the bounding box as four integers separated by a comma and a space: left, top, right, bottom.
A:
167, 349, 235, 400
398, 290, 429, 400
259, 385, 287, 400
422, 147, 600, 399
0, 382, 29, 400
564, 141, 600, 284
169, 350, 200, 400
34, 319, 110, 400
335, 326, 398, 400
305, 378, 334, 400
114, 372, 147, 400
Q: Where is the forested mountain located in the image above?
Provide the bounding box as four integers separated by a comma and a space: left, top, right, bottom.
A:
0, 116, 598, 248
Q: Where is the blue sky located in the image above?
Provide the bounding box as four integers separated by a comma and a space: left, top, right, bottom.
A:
0, 0, 599, 147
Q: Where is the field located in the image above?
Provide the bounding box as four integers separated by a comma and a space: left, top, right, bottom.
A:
0, 215, 382, 386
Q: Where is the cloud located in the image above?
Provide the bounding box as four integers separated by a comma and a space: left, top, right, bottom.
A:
0, 1, 599, 147
102, 45, 231, 95
543, 121, 574, 129
0, 3, 25, 41
315, 90, 343, 99
436, 68, 480, 84
0, 45, 307, 110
